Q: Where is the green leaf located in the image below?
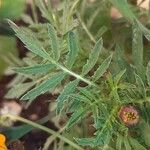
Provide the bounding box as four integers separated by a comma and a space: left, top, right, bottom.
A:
136, 20, 150, 41
47, 24, 60, 60
68, 94, 91, 104
62, 0, 70, 33
5, 82, 34, 99
0, 0, 26, 20
75, 138, 95, 148
66, 32, 79, 69
146, 62, 150, 86
56, 79, 79, 114
21, 72, 65, 100
114, 69, 126, 86
142, 122, 150, 147
66, 107, 86, 129
9, 21, 94, 86
79, 87, 96, 101
129, 137, 147, 150
4, 115, 49, 141
22, 14, 34, 25
114, 44, 134, 83
132, 22, 144, 79
94, 128, 112, 146
81, 38, 103, 75
109, 0, 135, 22
93, 106, 101, 130
92, 54, 112, 82
8, 20, 50, 60
67, 98, 81, 112
135, 73, 146, 98
124, 137, 131, 150
14, 64, 55, 75
35, 0, 54, 25
116, 135, 123, 150
114, 44, 125, 71
4, 124, 32, 142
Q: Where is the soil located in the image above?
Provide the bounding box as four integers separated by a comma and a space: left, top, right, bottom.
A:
0, 74, 57, 150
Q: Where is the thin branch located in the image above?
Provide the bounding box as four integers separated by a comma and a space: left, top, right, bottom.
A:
77, 13, 96, 43
5, 114, 84, 150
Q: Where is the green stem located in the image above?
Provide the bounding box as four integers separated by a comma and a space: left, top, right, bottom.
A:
43, 127, 66, 150
69, 0, 81, 18
56, 63, 97, 87
49, 59, 97, 87
77, 13, 96, 43
31, 0, 38, 23
123, 97, 150, 105
6, 114, 84, 150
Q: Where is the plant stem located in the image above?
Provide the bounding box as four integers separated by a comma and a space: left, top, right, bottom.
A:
69, 0, 82, 18
43, 126, 66, 150
77, 13, 96, 43
31, 0, 38, 23
56, 63, 97, 87
5, 114, 84, 150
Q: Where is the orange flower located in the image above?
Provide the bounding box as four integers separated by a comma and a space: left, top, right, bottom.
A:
0, 134, 7, 150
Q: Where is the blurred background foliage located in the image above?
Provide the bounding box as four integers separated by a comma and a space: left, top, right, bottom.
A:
0, 0, 26, 78
0, 0, 26, 20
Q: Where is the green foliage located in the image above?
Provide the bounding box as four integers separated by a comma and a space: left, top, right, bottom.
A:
67, 106, 86, 129
0, 35, 17, 77
5, 82, 34, 99
56, 79, 79, 114
0, 0, 26, 20
109, 0, 135, 22
81, 38, 103, 75
4, 115, 49, 141
4, 0, 150, 149
92, 54, 112, 82
129, 137, 147, 150
47, 24, 60, 61
66, 32, 79, 69
132, 22, 144, 79
9, 21, 51, 60
14, 64, 55, 75
146, 62, 150, 86
21, 72, 66, 100
135, 73, 146, 99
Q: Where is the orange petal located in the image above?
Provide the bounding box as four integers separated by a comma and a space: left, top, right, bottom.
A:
0, 134, 6, 144
0, 134, 6, 150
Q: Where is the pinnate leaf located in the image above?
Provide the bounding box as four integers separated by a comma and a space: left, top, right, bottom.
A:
132, 22, 144, 79
47, 24, 60, 60
56, 79, 79, 114
5, 82, 34, 99
81, 38, 103, 75
129, 137, 147, 150
92, 54, 112, 82
66, 107, 86, 129
75, 138, 95, 148
146, 62, 150, 86
21, 72, 65, 100
135, 73, 146, 98
14, 64, 55, 75
8, 20, 50, 60
66, 32, 79, 69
